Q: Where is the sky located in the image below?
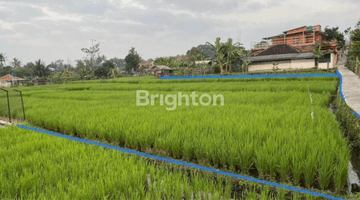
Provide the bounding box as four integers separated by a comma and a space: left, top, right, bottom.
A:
0, 0, 359, 66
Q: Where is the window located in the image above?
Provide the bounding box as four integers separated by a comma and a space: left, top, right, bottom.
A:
319, 54, 331, 63
294, 37, 300, 44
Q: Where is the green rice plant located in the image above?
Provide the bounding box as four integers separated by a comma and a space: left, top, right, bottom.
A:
1, 77, 350, 194
0, 127, 237, 199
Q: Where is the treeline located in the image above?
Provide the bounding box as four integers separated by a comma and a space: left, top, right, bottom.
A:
0, 44, 141, 84
346, 20, 360, 74
153, 38, 251, 75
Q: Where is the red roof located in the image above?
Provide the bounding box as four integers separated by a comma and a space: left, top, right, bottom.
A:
0, 74, 24, 81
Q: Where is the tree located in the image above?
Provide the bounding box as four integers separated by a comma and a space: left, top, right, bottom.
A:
10, 58, 21, 68
95, 54, 107, 68
81, 43, 100, 70
313, 46, 325, 68
241, 61, 251, 73
222, 38, 243, 72
109, 68, 119, 78
33, 59, 50, 78
109, 57, 125, 69
346, 41, 360, 73
324, 26, 345, 49
206, 37, 225, 74
95, 60, 115, 77
0, 53, 7, 67
206, 37, 243, 74
48, 59, 66, 72
125, 47, 141, 72
197, 44, 216, 59
272, 61, 279, 71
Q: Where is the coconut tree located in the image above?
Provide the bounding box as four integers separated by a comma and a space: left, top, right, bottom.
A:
0, 53, 7, 67
33, 59, 50, 78
11, 58, 22, 69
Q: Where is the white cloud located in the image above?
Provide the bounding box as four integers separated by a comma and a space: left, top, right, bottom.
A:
37, 7, 83, 22
0, 0, 358, 65
0, 20, 14, 30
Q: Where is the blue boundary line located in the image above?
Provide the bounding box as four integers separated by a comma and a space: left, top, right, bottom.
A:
337, 70, 360, 119
16, 124, 344, 200
160, 73, 338, 80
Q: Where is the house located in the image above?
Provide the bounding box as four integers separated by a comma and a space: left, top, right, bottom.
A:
248, 25, 339, 71
154, 65, 175, 78
34, 78, 46, 85
139, 61, 153, 69
0, 74, 26, 87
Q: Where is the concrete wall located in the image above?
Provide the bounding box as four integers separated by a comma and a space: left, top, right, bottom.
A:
248, 59, 315, 72
248, 60, 291, 72
318, 53, 335, 69
0, 81, 11, 87
291, 59, 315, 69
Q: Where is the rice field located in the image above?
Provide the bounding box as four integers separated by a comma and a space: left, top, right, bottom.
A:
0, 127, 318, 199
0, 76, 351, 195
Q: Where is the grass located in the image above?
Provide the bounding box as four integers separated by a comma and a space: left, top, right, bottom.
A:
0, 76, 351, 195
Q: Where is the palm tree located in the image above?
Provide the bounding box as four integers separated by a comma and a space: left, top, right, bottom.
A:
0, 53, 7, 67
11, 58, 21, 68
33, 59, 50, 78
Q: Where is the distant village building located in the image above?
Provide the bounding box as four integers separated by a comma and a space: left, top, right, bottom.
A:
154, 65, 175, 78
0, 74, 25, 87
248, 25, 339, 71
138, 61, 153, 69
34, 78, 46, 85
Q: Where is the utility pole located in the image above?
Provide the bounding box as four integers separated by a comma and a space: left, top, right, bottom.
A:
90, 39, 96, 70
237, 29, 241, 44
91, 39, 96, 47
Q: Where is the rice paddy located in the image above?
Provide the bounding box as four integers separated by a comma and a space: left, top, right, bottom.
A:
0, 76, 351, 197
0, 127, 319, 199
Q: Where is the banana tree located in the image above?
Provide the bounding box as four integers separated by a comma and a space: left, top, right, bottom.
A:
206, 37, 225, 74
222, 38, 242, 73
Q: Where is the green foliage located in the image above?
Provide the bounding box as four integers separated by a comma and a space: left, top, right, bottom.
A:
197, 44, 216, 59
346, 41, 360, 73
81, 43, 100, 70
324, 26, 345, 49
33, 59, 50, 78
0, 52, 7, 67
109, 57, 125, 70
10, 58, 21, 68
125, 47, 141, 72
351, 29, 360, 42
206, 37, 244, 74
95, 60, 115, 77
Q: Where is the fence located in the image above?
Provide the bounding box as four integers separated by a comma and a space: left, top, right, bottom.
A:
0, 88, 25, 123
